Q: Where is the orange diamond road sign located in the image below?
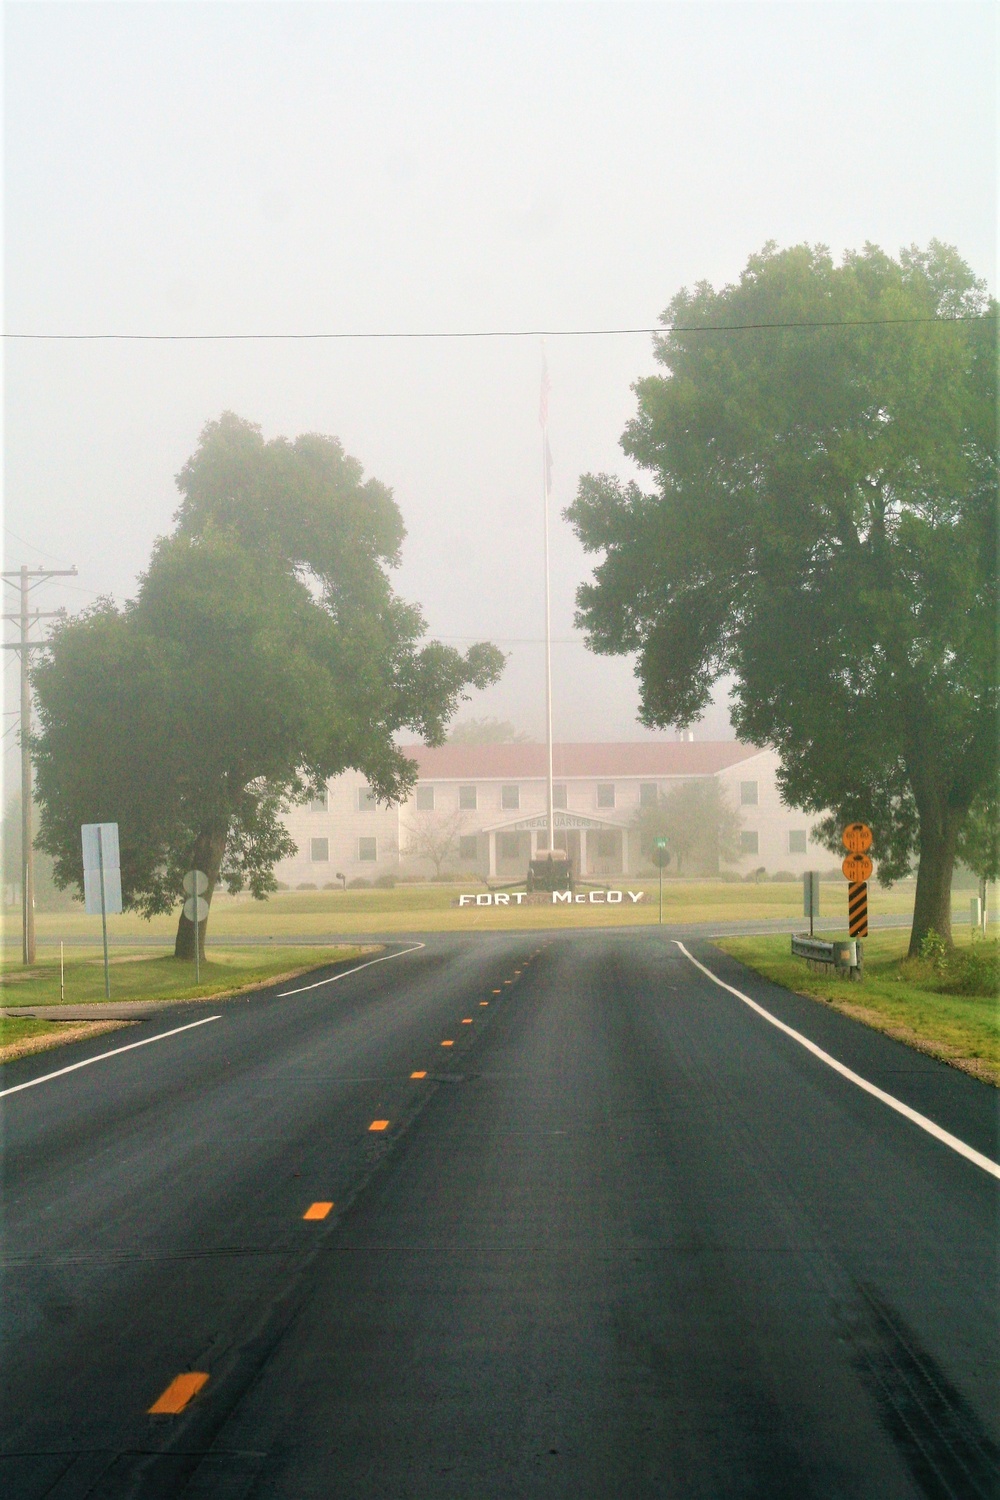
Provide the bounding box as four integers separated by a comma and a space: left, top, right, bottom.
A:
842, 853, 873, 882
842, 822, 873, 855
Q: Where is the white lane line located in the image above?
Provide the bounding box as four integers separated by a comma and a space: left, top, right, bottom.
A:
674, 942, 1000, 1182
0, 1015, 222, 1099
277, 942, 426, 997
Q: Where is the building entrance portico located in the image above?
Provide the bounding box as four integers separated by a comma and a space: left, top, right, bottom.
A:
483, 810, 625, 878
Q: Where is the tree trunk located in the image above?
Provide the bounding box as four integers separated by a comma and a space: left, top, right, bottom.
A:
174, 825, 228, 961
908, 805, 962, 956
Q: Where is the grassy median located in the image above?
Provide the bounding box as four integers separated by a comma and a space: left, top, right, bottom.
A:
716, 932, 1000, 1085
3, 877, 928, 946
0, 944, 378, 1062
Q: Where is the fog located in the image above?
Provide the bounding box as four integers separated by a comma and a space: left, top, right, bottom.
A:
5, 2, 995, 779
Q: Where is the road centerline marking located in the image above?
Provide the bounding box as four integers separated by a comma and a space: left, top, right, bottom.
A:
277, 942, 426, 997
369, 1119, 389, 1131
148, 1372, 209, 1414
674, 942, 1000, 1181
0, 1016, 222, 1099
440, 1039, 454, 1047
303, 1202, 333, 1220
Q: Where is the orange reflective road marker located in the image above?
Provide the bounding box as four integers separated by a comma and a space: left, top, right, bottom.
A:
302, 1201, 333, 1220
148, 1372, 209, 1415
410, 1070, 427, 1079
440, 1039, 454, 1047
462, 1018, 473, 1024
369, 1119, 390, 1131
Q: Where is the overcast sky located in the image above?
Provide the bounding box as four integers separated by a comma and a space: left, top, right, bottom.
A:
4, 1, 995, 775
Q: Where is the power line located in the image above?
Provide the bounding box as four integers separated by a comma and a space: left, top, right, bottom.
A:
1, 314, 992, 343
3, 527, 74, 566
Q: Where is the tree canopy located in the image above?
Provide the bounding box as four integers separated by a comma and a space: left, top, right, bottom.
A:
34, 414, 504, 955
633, 780, 742, 877
567, 242, 997, 951
447, 717, 531, 745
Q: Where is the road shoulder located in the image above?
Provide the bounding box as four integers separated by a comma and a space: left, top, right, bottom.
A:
715, 933, 998, 1087
690, 940, 1000, 1168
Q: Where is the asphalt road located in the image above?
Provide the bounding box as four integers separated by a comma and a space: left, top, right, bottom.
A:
1, 932, 997, 1499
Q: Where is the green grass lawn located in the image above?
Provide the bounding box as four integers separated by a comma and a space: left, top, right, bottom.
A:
3, 877, 927, 946
0, 944, 377, 1059
716, 932, 1000, 1085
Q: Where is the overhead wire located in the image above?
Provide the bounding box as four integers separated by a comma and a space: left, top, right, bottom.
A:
2, 313, 991, 342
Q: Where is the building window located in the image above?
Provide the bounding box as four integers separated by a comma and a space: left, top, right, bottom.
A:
358, 836, 377, 862
740, 781, 759, 806
416, 785, 435, 811
458, 834, 478, 861
310, 837, 329, 862
553, 784, 567, 809
459, 785, 477, 811
740, 831, 759, 855
309, 788, 328, 813
594, 831, 618, 859
788, 830, 807, 854
639, 782, 658, 808
498, 832, 521, 859
501, 785, 520, 810
357, 786, 377, 812
597, 783, 615, 809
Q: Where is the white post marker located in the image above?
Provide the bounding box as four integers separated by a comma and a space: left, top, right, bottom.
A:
82, 823, 122, 1000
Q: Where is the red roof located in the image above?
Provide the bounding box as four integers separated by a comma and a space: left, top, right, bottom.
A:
399, 742, 762, 779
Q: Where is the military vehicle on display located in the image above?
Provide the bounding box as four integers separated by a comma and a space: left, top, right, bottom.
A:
525, 853, 575, 893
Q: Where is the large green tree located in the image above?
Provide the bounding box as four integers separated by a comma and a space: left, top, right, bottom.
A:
633, 780, 742, 877
568, 242, 997, 952
34, 414, 504, 957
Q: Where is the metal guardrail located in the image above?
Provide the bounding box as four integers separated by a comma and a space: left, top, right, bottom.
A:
791, 934, 863, 978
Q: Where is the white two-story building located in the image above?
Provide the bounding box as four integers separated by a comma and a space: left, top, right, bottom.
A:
275, 741, 828, 887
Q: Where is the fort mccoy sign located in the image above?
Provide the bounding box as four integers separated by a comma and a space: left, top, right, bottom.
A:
459, 889, 647, 907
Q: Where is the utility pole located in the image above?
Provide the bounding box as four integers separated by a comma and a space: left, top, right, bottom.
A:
3, 564, 77, 964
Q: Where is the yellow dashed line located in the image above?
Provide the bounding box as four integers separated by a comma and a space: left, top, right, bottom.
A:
303, 1201, 333, 1220
148, 1372, 209, 1415
441, 1039, 454, 1047
411, 1070, 427, 1079
480, 1001, 489, 1007
369, 1119, 390, 1131
462, 1018, 473, 1024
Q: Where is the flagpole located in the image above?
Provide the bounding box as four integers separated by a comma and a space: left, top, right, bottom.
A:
540, 347, 555, 862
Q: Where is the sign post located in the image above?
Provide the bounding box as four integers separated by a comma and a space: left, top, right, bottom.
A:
182, 870, 210, 983
653, 839, 670, 924
82, 823, 123, 999
841, 823, 872, 943
803, 871, 820, 938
